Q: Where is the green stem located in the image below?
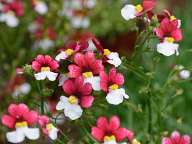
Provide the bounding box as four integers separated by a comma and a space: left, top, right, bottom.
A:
37, 81, 44, 114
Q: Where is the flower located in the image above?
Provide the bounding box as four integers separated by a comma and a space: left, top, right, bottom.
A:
121, 0, 156, 21
103, 49, 122, 67
32, 55, 59, 81
31, 0, 48, 15
0, 0, 24, 27
162, 131, 191, 144
12, 82, 31, 98
157, 37, 179, 56
68, 51, 104, 90
38, 115, 59, 140
100, 68, 129, 105
154, 18, 182, 42
56, 76, 94, 120
1, 103, 39, 143
179, 70, 190, 80
91, 116, 134, 144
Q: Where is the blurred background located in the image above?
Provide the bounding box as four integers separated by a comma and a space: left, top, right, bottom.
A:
0, 0, 192, 143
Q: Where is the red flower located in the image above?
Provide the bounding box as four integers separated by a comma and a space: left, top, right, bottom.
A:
100, 67, 124, 92
91, 116, 134, 142
32, 55, 59, 72
2, 0, 24, 16
137, 0, 157, 16
162, 131, 191, 144
1, 103, 38, 129
68, 51, 104, 78
154, 17, 182, 42
63, 76, 94, 108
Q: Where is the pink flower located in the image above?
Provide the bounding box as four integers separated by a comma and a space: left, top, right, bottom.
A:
63, 76, 94, 108
154, 17, 182, 42
1, 103, 38, 129
100, 67, 124, 92
32, 55, 59, 81
38, 115, 59, 140
91, 116, 134, 143
162, 131, 191, 144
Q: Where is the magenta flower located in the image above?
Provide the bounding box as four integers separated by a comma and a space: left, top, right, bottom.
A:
1, 103, 40, 143
162, 131, 191, 144
56, 76, 94, 120
32, 55, 59, 81
100, 68, 129, 105
91, 116, 134, 143
68, 51, 104, 90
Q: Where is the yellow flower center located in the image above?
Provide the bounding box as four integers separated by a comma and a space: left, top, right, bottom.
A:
109, 84, 119, 90
46, 123, 54, 131
170, 15, 176, 21
104, 135, 116, 142
65, 49, 74, 56
83, 72, 93, 78
132, 139, 141, 144
41, 67, 50, 72
104, 49, 111, 56
68, 96, 78, 104
165, 37, 175, 43
15, 121, 28, 128
135, 4, 143, 13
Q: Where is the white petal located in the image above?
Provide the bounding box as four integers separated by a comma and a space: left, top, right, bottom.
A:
71, 16, 89, 28
23, 127, 40, 140
58, 74, 68, 86
81, 17, 90, 28
64, 104, 83, 120
85, 0, 96, 8
46, 71, 58, 81
56, 96, 69, 110
19, 83, 31, 94
55, 51, 68, 61
6, 14, 19, 27
119, 88, 129, 99
84, 76, 101, 91
6, 130, 25, 143
86, 39, 96, 51
34, 72, 47, 80
49, 127, 59, 140
35, 1, 48, 15
104, 140, 118, 144
179, 70, 190, 79
107, 52, 122, 67
157, 42, 179, 56
121, 4, 136, 21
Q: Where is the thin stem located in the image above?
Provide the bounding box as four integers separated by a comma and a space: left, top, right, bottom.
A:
37, 81, 44, 114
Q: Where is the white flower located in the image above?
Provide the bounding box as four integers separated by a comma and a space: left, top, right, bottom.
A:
106, 88, 129, 105
34, 1, 48, 15
84, 0, 96, 9
56, 96, 83, 120
46, 123, 59, 140
71, 16, 90, 28
157, 37, 179, 56
34, 68, 58, 81
179, 70, 190, 79
58, 74, 68, 86
0, 12, 19, 27
55, 49, 74, 61
104, 49, 122, 67
103, 140, 117, 144
12, 83, 31, 98
6, 122, 39, 143
84, 76, 101, 91
121, 4, 143, 21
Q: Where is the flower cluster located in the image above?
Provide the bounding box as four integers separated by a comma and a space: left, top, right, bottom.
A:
1, 103, 59, 143
61, 0, 96, 28
121, 0, 183, 57
0, 0, 24, 27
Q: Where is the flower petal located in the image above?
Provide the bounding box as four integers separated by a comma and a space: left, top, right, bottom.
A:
162, 137, 172, 144
1, 115, 16, 128
56, 96, 69, 110
80, 96, 94, 108
23, 110, 38, 125
121, 5, 136, 21
109, 116, 120, 131
157, 42, 179, 56
34, 72, 47, 80
68, 64, 81, 78
171, 29, 182, 42
24, 127, 40, 140
6, 130, 25, 143
97, 116, 108, 130
81, 83, 92, 95
32, 61, 41, 72
64, 104, 83, 120
113, 128, 128, 142
91, 127, 105, 142
74, 53, 86, 67
106, 90, 124, 105
84, 76, 101, 91
63, 79, 76, 95
46, 71, 58, 81
8, 103, 29, 118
